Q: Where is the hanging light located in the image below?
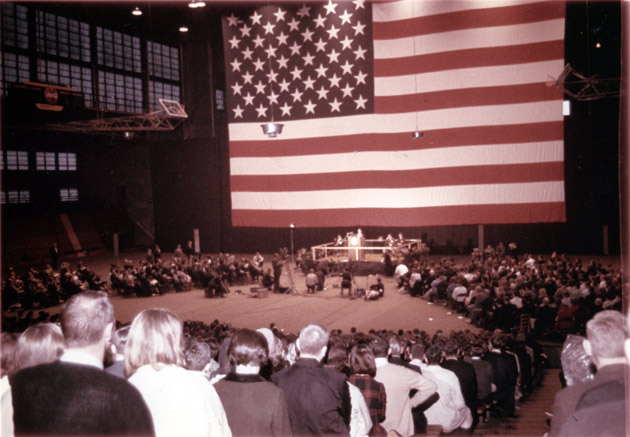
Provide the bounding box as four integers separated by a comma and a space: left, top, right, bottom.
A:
261, 122, 284, 137
179, 26, 189, 33
131, 7, 142, 16
188, 2, 206, 8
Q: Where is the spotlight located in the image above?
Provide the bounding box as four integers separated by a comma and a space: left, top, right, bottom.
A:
188, 2, 206, 8
412, 131, 423, 139
132, 7, 142, 16
123, 131, 134, 139
179, 26, 189, 33
290, 223, 295, 228
261, 122, 284, 137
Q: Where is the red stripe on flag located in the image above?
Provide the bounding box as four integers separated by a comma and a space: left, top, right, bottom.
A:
375, 83, 563, 113
229, 121, 564, 158
373, 1, 565, 39
231, 202, 567, 228
230, 162, 564, 192
374, 41, 565, 76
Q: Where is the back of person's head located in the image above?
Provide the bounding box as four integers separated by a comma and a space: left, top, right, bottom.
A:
1, 332, 19, 377
256, 328, 283, 368
10, 323, 65, 380
349, 343, 376, 377
298, 323, 328, 356
586, 310, 626, 359
369, 335, 389, 358
410, 342, 426, 360
184, 341, 212, 371
228, 329, 268, 369
388, 335, 404, 357
490, 334, 504, 350
112, 325, 130, 355
425, 345, 443, 365
324, 337, 348, 372
61, 291, 114, 348
442, 339, 459, 357
124, 308, 184, 377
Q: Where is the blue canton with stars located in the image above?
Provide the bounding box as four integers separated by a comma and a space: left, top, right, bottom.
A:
222, 0, 374, 123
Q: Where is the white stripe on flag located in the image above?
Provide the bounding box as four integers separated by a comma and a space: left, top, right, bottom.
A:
231, 181, 565, 210
230, 141, 563, 176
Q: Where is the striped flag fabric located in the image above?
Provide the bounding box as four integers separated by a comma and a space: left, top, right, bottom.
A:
223, 0, 566, 228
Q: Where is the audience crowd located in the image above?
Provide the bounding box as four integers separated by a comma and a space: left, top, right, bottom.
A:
387, 246, 622, 342
0, 242, 624, 436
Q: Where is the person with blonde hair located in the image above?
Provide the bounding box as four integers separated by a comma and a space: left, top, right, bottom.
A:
11, 291, 154, 435
3, 323, 65, 437
125, 308, 231, 437
9, 323, 65, 380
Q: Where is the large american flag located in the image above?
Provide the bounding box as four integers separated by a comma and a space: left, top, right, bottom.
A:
222, 0, 566, 228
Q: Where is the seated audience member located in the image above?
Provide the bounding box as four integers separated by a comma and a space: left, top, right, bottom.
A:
9, 323, 66, 381
549, 310, 627, 437
256, 328, 285, 380
365, 276, 385, 301
272, 323, 351, 435
305, 269, 318, 294
11, 291, 155, 436
184, 340, 213, 375
105, 325, 130, 379
4, 324, 65, 437
483, 334, 518, 418
422, 345, 473, 434
463, 343, 494, 419
341, 268, 354, 297
439, 339, 478, 428
348, 344, 387, 436
1, 333, 18, 437
125, 308, 231, 436
213, 329, 291, 437
370, 335, 437, 436
325, 338, 372, 437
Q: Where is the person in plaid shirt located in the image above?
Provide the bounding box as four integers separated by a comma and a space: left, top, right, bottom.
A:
348, 344, 387, 436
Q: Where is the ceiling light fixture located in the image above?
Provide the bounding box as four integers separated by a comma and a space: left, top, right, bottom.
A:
188, 2, 206, 8
132, 7, 142, 16
179, 26, 189, 33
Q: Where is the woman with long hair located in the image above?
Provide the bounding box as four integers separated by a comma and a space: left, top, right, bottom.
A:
125, 308, 231, 436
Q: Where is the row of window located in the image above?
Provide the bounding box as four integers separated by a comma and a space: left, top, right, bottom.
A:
1, 188, 78, 204
3, 151, 77, 171
1, 3, 181, 111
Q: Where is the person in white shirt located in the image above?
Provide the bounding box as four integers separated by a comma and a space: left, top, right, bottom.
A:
125, 308, 231, 437
422, 345, 472, 434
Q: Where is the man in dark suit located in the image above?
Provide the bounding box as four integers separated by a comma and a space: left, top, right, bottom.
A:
549, 310, 628, 437
272, 323, 351, 435
440, 339, 479, 429
483, 334, 518, 418
49, 242, 59, 269
11, 291, 154, 436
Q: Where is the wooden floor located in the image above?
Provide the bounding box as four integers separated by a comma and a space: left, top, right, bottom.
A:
473, 369, 562, 437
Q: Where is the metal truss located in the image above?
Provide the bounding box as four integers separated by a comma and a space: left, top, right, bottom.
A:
44, 99, 188, 136
547, 63, 623, 101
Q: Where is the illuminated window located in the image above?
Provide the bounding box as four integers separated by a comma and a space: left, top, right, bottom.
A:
58, 152, 77, 171
36, 152, 57, 171
96, 27, 141, 73
1, 52, 30, 96
6, 190, 30, 204
36, 11, 91, 62
1, 4, 29, 50
98, 71, 142, 113
6, 151, 29, 170
60, 188, 79, 202
37, 60, 93, 106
